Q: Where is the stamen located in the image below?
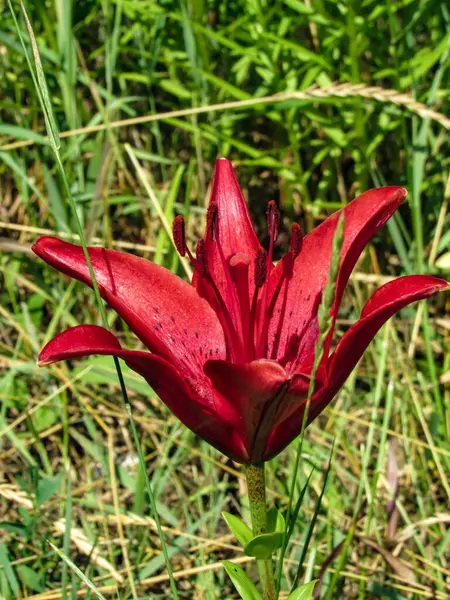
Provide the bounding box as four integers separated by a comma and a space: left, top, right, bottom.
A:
195, 240, 208, 276
172, 215, 187, 256
266, 200, 280, 241
206, 202, 218, 240
255, 247, 267, 288
291, 223, 303, 257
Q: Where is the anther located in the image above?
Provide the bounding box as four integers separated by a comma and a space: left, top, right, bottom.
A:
266, 200, 280, 241
172, 215, 187, 256
195, 240, 208, 276
291, 222, 303, 257
206, 202, 218, 241
255, 247, 267, 288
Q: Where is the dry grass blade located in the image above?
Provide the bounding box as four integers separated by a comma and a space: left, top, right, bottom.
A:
360, 537, 417, 584
53, 521, 124, 584
124, 143, 192, 278
1, 83, 449, 152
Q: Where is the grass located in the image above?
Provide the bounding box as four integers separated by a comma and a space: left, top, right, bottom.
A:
0, 0, 449, 598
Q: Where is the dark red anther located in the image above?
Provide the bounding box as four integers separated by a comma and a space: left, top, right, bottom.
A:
172, 215, 187, 256
266, 200, 280, 241
196, 239, 208, 276
206, 202, 218, 241
291, 222, 303, 257
255, 247, 267, 288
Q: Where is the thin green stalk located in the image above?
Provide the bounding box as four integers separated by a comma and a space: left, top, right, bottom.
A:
276, 214, 344, 597
53, 94, 181, 600
61, 473, 72, 600
245, 464, 276, 600
347, 0, 368, 192
8, 3, 179, 597
422, 304, 446, 433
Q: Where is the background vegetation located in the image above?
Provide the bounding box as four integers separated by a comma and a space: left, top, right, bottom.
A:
0, 0, 449, 598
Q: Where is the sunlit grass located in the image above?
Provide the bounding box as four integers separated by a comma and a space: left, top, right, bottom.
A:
0, 0, 449, 598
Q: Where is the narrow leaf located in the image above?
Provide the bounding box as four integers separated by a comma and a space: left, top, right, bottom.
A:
291, 445, 334, 590
19, 0, 60, 150
0, 542, 19, 594
222, 512, 253, 547
287, 580, 318, 599
222, 561, 262, 600
287, 468, 315, 541
244, 532, 283, 559
266, 507, 285, 534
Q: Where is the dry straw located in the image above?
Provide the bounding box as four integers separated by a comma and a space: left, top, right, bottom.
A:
1, 82, 449, 152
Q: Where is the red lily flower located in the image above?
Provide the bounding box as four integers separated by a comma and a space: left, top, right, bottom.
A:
33, 159, 448, 463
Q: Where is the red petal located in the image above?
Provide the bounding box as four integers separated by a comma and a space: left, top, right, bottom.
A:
326, 275, 449, 396
38, 324, 123, 365
194, 159, 260, 308
204, 358, 289, 461
266, 187, 406, 370
263, 274, 448, 461
38, 325, 247, 461
33, 237, 226, 384
207, 159, 260, 262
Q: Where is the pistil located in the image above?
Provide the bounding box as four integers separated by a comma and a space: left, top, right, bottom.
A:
173, 209, 304, 366
207, 203, 247, 360
255, 201, 280, 358
229, 253, 252, 360
256, 217, 303, 360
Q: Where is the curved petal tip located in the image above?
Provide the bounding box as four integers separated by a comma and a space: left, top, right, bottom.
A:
32, 235, 57, 259
37, 325, 122, 367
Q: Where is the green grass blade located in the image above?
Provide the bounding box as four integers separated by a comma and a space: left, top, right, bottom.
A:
47, 541, 107, 600
290, 443, 334, 591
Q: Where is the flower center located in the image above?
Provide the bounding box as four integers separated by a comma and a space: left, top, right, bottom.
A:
172, 205, 303, 364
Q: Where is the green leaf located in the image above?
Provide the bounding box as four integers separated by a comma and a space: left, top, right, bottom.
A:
322, 126, 347, 148
0, 542, 19, 595
159, 78, 192, 99
291, 444, 335, 588
244, 532, 284, 559
222, 561, 262, 600
36, 473, 62, 506
33, 405, 58, 432
266, 508, 285, 534
287, 580, 318, 599
0, 522, 27, 538
0, 124, 49, 145
17, 565, 44, 592
222, 512, 253, 547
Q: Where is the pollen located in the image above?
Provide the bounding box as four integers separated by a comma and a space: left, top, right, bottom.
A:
255, 247, 267, 288
196, 240, 208, 276
172, 215, 187, 256
206, 202, 218, 240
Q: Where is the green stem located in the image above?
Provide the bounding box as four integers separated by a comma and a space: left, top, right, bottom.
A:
245, 463, 276, 600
